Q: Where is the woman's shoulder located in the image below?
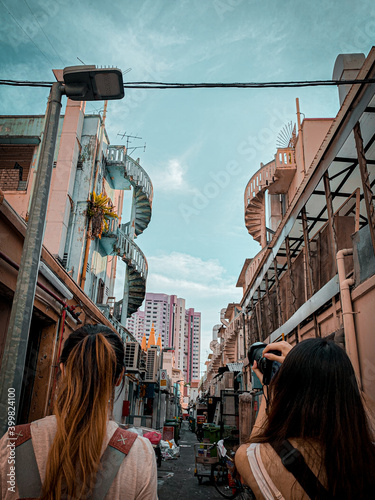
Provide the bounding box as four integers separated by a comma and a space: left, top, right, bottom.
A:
107, 423, 154, 457
30, 414, 57, 430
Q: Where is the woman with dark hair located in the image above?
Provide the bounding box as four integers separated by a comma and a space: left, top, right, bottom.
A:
0, 324, 158, 499
235, 338, 375, 499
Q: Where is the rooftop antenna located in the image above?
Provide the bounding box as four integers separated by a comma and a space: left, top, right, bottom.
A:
117, 132, 146, 156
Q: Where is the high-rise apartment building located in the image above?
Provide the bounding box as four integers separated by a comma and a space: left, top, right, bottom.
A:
184, 308, 201, 382
126, 293, 201, 382
125, 310, 145, 343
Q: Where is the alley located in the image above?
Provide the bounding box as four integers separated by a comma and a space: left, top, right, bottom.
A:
157, 421, 224, 499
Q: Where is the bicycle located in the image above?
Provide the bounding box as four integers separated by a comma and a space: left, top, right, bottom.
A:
211, 440, 255, 499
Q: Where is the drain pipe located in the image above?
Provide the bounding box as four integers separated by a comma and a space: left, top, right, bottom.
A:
336, 248, 362, 390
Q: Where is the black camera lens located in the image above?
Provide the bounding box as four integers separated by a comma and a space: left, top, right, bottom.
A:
248, 341, 281, 386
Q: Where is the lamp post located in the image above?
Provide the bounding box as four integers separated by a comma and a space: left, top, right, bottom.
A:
0, 66, 124, 433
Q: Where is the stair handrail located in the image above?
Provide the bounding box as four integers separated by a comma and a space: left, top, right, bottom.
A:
106, 145, 153, 203
115, 227, 148, 280
125, 154, 153, 202
244, 160, 276, 208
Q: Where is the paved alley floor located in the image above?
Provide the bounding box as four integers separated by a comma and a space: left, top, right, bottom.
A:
157, 421, 224, 499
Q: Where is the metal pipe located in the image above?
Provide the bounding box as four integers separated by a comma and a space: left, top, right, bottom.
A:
336, 248, 362, 389
79, 219, 92, 289
0, 82, 64, 433
296, 98, 305, 174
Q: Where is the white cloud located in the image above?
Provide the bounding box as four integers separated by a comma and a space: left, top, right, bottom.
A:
148, 252, 227, 285
151, 159, 188, 192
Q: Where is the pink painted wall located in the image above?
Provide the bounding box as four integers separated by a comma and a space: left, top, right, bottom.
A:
44, 99, 85, 257
289, 118, 333, 202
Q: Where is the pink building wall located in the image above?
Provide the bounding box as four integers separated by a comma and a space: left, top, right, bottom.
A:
45, 100, 85, 258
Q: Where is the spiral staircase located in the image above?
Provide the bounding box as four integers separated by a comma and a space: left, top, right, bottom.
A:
101, 146, 153, 318
244, 147, 296, 248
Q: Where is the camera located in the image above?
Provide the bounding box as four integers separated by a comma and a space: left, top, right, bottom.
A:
248, 342, 281, 386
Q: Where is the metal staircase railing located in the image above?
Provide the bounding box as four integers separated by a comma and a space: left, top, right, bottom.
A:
101, 225, 148, 317
106, 146, 153, 236
115, 227, 148, 280
244, 149, 296, 247
244, 161, 275, 246
105, 146, 153, 319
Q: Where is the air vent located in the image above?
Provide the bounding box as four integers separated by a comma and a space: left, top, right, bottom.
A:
105, 286, 109, 296
53, 161, 57, 168
125, 342, 140, 371
62, 253, 68, 268
144, 347, 159, 383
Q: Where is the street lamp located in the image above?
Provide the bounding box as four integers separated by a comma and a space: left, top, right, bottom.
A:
0, 66, 124, 433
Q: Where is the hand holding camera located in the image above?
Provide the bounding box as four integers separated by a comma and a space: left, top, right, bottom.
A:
248, 340, 293, 386
263, 341, 293, 363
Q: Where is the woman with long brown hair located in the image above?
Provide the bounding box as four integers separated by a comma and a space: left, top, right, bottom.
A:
235, 338, 375, 499
0, 324, 158, 499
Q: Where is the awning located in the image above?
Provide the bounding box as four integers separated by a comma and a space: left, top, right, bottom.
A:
227, 362, 244, 372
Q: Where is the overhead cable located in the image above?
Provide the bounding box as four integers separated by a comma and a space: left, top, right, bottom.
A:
0, 78, 374, 89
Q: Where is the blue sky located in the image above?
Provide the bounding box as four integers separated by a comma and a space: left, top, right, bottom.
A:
1, 0, 374, 374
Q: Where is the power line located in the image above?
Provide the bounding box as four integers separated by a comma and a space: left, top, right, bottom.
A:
0, 79, 52, 87
121, 78, 375, 89
0, 0, 54, 67
22, 0, 65, 66
0, 78, 374, 90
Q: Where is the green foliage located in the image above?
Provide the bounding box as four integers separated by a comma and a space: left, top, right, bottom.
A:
87, 191, 118, 239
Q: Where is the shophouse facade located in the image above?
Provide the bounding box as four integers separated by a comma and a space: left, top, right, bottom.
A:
0, 89, 153, 425
203, 50, 375, 424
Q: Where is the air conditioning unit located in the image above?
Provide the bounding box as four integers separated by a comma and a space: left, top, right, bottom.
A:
125, 342, 140, 371
144, 347, 159, 383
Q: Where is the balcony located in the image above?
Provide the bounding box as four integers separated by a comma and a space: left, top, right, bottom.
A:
268, 147, 296, 194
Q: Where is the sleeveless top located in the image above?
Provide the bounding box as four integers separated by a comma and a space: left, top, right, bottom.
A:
247, 443, 285, 500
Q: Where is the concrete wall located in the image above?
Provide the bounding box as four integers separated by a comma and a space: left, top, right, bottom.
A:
45, 100, 85, 259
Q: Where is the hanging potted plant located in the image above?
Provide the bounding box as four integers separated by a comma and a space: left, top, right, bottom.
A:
86, 191, 119, 239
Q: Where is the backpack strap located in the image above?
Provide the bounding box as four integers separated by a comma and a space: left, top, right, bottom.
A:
90, 428, 138, 500
270, 440, 331, 500
13, 423, 42, 499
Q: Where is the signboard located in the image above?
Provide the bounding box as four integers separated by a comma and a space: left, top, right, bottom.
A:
159, 369, 168, 388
